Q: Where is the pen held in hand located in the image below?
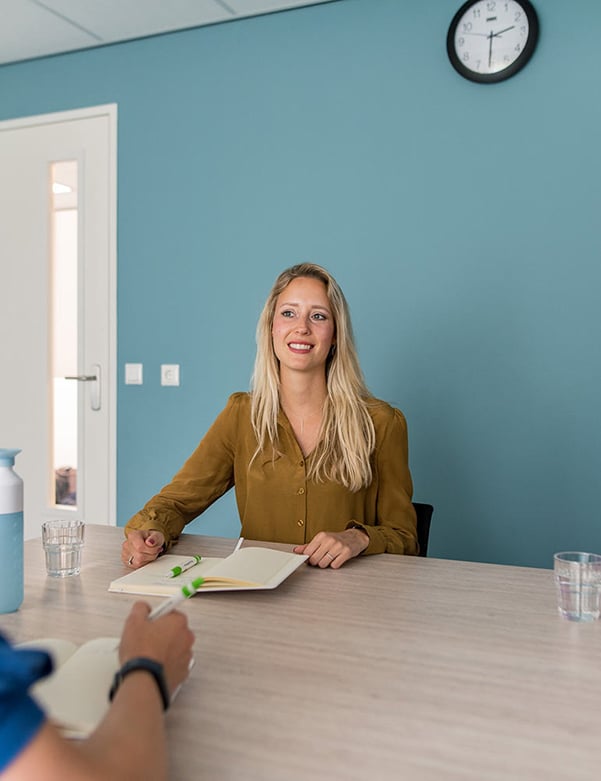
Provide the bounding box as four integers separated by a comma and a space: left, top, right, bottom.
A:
167, 554, 202, 578
148, 577, 205, 621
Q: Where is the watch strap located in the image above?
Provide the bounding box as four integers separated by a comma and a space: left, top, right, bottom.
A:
347, 521, 368, 535
109, 657, 170, 710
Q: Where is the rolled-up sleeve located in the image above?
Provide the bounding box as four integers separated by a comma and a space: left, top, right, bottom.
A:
125, 394, 242, 547
346, 407, 418, 555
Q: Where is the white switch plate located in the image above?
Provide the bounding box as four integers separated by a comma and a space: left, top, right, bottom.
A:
125, 363, 143, 385
161, 364, 180, 386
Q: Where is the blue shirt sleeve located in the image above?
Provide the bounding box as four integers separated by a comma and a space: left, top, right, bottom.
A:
0, 632, 52, 773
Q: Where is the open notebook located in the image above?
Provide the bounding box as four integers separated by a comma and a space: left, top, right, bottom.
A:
18, 637, 193, 739
108, 547, 308, 597
18, 637, 119, 739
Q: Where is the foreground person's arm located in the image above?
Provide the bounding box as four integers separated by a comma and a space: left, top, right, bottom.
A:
3, 603, 195, 781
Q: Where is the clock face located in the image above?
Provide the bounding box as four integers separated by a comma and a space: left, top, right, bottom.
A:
447, 0, 539, 83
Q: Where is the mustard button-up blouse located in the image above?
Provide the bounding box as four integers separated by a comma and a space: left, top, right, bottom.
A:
125, 393, 418, 555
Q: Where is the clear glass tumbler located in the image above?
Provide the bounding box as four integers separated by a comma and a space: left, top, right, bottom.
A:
41, 520, 85, 577
554, 551, 601, 621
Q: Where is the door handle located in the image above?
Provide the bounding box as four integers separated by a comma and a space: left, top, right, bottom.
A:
64, 364, 101, 411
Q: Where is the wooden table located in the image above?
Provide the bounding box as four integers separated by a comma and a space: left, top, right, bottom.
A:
1, 525, 600, 780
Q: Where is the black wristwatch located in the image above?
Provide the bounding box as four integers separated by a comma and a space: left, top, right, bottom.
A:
109, 657, 170, 711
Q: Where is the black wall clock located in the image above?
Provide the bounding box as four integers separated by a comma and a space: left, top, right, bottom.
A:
447, 0, 539, 83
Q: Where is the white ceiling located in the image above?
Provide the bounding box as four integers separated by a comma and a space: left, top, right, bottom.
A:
0, 0, 337, 66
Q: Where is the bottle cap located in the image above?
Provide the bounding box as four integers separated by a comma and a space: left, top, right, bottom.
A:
0, 449, 21, 466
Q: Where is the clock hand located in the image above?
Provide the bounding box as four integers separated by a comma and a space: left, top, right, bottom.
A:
492, 25, 515, 38
488, 30, 494, 68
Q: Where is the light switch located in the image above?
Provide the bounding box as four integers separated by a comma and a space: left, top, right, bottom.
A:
125, 363, 143, 385
161, 364, 180, 386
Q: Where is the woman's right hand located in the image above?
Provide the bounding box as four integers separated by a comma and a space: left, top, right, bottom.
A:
121, 529, 166, 569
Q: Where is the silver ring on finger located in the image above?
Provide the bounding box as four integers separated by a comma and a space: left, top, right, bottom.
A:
325, 552, 335, 561
128, 555, 134, 566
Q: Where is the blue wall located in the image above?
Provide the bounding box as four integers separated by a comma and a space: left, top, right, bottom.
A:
2, 0, 600, 568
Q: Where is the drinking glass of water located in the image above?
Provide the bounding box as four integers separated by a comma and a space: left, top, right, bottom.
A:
41, 520, 85, 577
554, 551, 601, 622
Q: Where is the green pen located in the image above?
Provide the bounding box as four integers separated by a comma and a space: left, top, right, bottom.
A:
167, 554, 202, 578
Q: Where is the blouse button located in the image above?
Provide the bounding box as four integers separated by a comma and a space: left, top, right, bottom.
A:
298, 487, 305, 495
297, 519, 304, 527
299, 460, 304, 467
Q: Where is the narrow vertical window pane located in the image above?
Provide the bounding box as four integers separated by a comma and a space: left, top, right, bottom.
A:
50, 161, 78, 507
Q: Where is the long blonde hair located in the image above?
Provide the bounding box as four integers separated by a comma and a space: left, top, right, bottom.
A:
250, 263, 375, 491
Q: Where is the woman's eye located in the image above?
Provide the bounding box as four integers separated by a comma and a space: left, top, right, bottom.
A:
281, 310, 294, 318
312, 312, 326, 321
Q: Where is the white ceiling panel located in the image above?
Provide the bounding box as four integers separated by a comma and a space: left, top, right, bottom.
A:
0, 0, 338, 66
43, 0, 232, 41
0, 0, 97, 64
226, 0, 332, 11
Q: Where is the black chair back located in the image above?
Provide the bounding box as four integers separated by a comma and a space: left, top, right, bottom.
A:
412, 502, 434, 557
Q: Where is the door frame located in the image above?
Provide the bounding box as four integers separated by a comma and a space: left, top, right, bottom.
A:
0, 104, 117, 526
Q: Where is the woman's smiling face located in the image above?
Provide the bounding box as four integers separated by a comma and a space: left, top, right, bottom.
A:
272, 276, 336, 376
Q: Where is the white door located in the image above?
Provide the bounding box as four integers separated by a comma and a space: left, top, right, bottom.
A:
0, 105, 116, 539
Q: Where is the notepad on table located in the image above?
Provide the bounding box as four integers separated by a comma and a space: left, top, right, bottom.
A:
108, 546, 308, 596
17, 635, 192, 739
17, 637, 119, 739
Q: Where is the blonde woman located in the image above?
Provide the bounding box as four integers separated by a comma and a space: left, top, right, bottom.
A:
123, 264, 417, 570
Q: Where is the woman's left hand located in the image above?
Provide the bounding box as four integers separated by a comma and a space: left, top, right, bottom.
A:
294, 528, 369, 569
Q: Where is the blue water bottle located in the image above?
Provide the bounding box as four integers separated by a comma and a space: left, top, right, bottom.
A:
0, 449, 24, 613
